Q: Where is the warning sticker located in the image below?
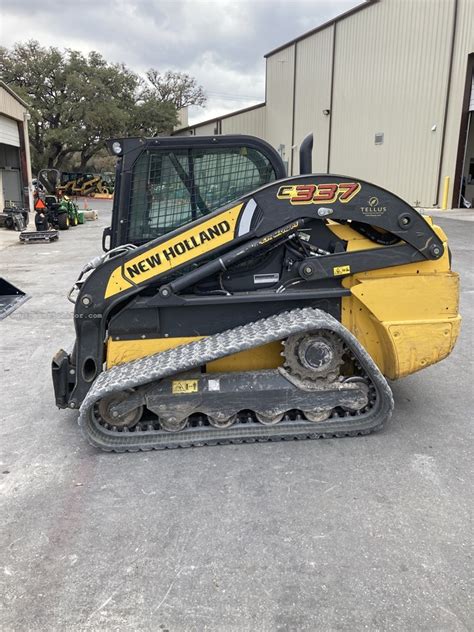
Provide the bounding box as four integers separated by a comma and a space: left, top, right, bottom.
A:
172, 380, 198, 394
333, 265, 351, 276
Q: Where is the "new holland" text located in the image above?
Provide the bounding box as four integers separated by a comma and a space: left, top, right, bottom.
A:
126, 220, 231, 279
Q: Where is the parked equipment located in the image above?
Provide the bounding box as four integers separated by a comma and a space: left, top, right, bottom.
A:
32, 170, 80, 235
52, 134, 461, 452
0, 206, 29, 231
19, 230, 58, 244
34, 195, 79, 231
58, 172, 114, 197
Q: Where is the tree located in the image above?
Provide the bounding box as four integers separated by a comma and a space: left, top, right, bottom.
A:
0, 42, 195, 173
129, 97, 178, 139
144, 69, 207, 110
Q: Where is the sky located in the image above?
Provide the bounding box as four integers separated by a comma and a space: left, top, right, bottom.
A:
1, 0, 360, 125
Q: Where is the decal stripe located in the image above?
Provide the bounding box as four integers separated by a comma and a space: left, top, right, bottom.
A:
237, 199, 257, 236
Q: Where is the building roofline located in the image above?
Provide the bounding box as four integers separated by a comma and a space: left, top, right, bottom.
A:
264, 0, 379, 57
175, 2, 379, 133
174, 102, 266, 133
0, 80, 29, 109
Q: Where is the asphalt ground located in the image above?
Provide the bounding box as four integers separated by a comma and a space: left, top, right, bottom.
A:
0, 203, 472, 631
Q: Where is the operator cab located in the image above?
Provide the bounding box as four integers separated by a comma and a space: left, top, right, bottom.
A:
102, 135, 288, 250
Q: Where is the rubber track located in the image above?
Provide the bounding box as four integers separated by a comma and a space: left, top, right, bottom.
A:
78, 308, 394, 452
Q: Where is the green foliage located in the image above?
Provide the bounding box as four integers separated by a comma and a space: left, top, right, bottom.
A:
129, 97, 178, 139
143, 69, 207, 109
0, 41, 205, 172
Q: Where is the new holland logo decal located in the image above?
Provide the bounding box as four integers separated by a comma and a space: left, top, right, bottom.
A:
126, 220, 230, 280
104, 204, 243, 299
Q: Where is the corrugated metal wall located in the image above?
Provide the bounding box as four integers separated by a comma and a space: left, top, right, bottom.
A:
265, 46, 295, 170
221, 105, 266, 136
180, 0, 473, 207
330, 0, 454, 206
293, 26, 334, 175
189, 121, 218, 136
175, 105, 267, 139
0, 87, 25, 121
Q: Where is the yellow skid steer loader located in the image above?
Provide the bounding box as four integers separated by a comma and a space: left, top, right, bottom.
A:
52, 134, 460, 451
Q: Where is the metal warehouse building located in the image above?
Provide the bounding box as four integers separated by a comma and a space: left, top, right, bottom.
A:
0, 81, 33, 212
176, 0, 474, 208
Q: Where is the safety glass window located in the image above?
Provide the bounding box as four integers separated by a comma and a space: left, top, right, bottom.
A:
127, 145, 277, 244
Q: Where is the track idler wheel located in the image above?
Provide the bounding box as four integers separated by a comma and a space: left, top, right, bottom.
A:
302, 410, 331, 422
159, 416, 188, 432
208, 412, 237, 428
255, 411, 284, 425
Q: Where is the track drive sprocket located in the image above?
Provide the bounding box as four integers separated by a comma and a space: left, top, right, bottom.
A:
283, 330, 344, 381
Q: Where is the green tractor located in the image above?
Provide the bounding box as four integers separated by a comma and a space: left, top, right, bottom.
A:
35, 195, 80, 231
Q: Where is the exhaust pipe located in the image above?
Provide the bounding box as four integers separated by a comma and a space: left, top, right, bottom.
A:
299, 134, 313, 175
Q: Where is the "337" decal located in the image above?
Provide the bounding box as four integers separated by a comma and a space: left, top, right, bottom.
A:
277, 182, 361, 205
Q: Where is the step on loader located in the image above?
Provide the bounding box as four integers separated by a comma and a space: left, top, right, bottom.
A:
52, 134, 461, 451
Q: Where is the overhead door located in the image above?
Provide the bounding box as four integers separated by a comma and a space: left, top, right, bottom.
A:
2, 169, 22, 204
0, 115, 20, 147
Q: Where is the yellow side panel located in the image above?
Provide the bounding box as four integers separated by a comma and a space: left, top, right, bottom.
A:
106, 337, 283, 372
206, 342, 283, 373
330, 216, 460, 378
107, 337, 202, 368
341, 272, 461, 379
350, 274, 460, 321
341, 296, 391, 373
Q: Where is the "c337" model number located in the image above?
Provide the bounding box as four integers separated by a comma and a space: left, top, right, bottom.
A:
277, 182, 361, 205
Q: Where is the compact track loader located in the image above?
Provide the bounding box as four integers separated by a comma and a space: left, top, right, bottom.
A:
52, 134, 460, 452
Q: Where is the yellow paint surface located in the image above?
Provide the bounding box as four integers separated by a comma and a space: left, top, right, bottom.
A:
332, 217, 461, 379
106, 337, 283, 372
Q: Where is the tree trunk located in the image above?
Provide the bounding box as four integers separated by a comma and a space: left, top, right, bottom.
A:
79, 145, 100, 170
78, 156, 90, 170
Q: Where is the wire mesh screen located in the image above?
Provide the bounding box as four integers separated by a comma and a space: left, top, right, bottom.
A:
127, 146, 278, 243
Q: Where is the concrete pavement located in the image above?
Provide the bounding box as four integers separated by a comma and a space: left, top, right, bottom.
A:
0, 204, 472, 631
